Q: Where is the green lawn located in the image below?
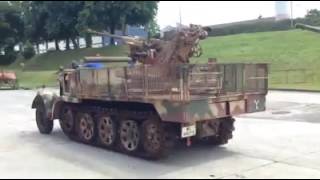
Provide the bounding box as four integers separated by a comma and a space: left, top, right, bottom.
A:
2, 29, 320, 90
192, 29, 320, 90
193, 29, 320, 71
16, 70, 58, 89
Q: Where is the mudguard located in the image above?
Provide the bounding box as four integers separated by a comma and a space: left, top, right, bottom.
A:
31, 89, 62, 120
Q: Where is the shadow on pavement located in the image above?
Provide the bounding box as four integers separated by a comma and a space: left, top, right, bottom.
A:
21, 129, 239, 178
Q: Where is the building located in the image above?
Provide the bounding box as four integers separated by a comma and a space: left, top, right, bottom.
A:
275, 1, 290, 21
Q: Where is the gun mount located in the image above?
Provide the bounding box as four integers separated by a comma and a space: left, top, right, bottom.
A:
87, 24, 210, 65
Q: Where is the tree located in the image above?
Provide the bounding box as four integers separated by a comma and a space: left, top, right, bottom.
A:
305, 9, 320, 26
43, 1, 84, 50
23, 1, 85, 51
78, 1, 158, 46
21, 1, 159, 52
0, 1, 24, 65
23, 1, 49, 53
76, 1, 97, 48
146, 18, 160, 38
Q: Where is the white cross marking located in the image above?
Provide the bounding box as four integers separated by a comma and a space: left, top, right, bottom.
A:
254, 100, 260, 110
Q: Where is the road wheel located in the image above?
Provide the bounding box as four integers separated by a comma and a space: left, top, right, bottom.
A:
76, 112, 96, 144
119, 120, 140, 154
35, 103, 53, 134
141, 119, 169, 159
59, 106, 75, 137
208, 117, 235, 145
97, 114, 117, 148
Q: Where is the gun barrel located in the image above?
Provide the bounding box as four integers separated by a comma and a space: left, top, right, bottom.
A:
87, 29, 145, 46
87, 29, 125, 39
295, 23, 320, 33
84, 56, 132, 63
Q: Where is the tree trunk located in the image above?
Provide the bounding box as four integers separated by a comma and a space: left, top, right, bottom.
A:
77, 37, 80, 48
65, 38, 70, 50
85, 33, 92, 48
71, 38, 79, 49
45, 41, 49, 51
19, 43, 23, 53
55, 40, 60, 51
36, 43, 40, 54
102, 36, 106, 47
110, 25, 116, 46
121, 18, 127, 35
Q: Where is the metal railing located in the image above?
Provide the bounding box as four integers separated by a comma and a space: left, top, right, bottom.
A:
74, 63, 268, 101
270, 68, 314, 85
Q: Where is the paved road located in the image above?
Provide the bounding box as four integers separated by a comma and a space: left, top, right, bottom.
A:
0, 90, 320, 179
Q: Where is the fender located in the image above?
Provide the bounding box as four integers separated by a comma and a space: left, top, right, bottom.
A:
31, 90, 61, 120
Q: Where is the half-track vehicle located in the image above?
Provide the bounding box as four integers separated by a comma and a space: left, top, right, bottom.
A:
31, 24, 268, 159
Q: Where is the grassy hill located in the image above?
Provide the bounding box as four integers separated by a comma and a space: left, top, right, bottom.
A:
10, 45, 128, 70
2, 29, 320, 89
1, 46, 128, 88
192, 29, 320, 90
193, 29, 320, 69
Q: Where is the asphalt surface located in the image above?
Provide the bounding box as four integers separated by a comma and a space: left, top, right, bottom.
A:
0, 90, 320, 179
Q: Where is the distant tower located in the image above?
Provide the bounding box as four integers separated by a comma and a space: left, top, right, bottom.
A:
275, 1, 290, 20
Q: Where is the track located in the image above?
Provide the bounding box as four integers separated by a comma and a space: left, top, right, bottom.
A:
57, 102, 174, 160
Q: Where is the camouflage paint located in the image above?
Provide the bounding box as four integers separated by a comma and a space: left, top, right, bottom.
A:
152, 100, 227, 123
34, 62, 268, 124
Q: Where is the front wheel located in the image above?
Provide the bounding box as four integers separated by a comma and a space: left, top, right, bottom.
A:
59, 105, 75, 137
35, 104, 54, 134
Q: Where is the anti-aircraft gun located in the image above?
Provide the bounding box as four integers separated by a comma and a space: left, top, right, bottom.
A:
87, 24, 210, 65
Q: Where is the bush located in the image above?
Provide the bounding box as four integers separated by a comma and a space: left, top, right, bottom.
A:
22, 42, 35, 60
0, 51, 17, 65
208, 18, 307, 37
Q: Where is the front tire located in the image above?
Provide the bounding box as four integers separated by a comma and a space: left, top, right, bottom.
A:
35, 104, 53, 134
59, 105, 75, 137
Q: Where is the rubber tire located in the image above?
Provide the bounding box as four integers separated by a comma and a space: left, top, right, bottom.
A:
35, 104, 53, 134
59, 105, 75, 137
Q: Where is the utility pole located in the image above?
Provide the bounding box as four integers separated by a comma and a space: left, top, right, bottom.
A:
178, 6, 182, 30
179, 7, 182, 25
291, 1, 294, 28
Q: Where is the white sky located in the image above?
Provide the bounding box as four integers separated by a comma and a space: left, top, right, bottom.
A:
157, 1, 320, 29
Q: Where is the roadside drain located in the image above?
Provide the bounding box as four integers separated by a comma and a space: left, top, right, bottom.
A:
272, 110, 291, 115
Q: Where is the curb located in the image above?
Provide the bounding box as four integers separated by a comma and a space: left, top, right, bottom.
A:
269, 88, 320, 93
